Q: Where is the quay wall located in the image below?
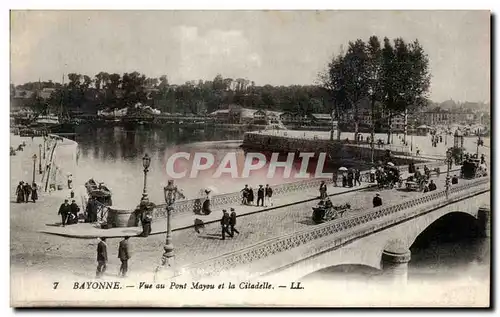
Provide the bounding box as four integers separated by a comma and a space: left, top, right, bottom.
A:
241, 131, 410, 163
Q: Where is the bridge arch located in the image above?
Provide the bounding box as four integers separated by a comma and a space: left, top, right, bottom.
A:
300, 263, 381, 282
407, 211, 479, 250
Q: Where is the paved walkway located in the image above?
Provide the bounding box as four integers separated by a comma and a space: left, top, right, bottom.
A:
39, 181, 377, 238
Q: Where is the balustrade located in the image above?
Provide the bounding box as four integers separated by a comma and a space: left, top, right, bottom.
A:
180, 177, 489, 279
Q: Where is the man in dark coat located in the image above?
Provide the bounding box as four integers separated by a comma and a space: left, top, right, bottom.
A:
428, 180, 437, 191
257, 185, 265, 207
247, 187, 254, 205
118, 236, 130, 277
68, 200, 80, 225
451, 175, 459, 185
58, 199, 71, 227
23, 182, 32, 203
241, 185, 249, 205
96, 237, 108, 278
229, 208, 240, 236
354, 169, 361, 186
373, 193, 382, 208
347, 169, 354, 187
220, 210, 233, 240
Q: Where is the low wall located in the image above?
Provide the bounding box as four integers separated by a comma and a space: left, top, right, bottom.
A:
241, 132, 410, 163
178, 176, 490, 280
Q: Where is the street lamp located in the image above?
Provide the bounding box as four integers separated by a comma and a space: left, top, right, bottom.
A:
445, 148, 453, 199
141, 153, 151, 203
476, 132, 482, 157
159, 180, 185, 272
32, 154, 37, 184
43, 136, 46, 159
38, 144, 42, 174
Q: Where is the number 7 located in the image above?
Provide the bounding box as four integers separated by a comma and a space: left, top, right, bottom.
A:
53, 282, 59, 289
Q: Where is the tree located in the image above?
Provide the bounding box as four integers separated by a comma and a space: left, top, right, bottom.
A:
343, 39, 370, 142
381, 37, 430, 144
366, 36, 384, 161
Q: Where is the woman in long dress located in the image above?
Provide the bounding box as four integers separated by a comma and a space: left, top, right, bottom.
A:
15, 181, 24, 203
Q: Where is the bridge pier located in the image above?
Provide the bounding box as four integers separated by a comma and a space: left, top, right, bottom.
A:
381, 241, 411, 285
478, 206, 491, 238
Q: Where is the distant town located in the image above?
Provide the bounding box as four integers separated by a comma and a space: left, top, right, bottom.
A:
10, 78, 490, 137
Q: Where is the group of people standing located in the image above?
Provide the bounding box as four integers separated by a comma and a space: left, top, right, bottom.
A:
240, 184, 273, 207
96, 236, 131, 278
15, 181, 38, 203
57, 199, 81, 226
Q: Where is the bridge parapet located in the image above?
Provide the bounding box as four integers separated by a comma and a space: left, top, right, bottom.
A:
150, 160, 445, 219
176, 176, 489, 280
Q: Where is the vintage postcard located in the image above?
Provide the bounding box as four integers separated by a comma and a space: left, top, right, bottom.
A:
9, 10, 491, 307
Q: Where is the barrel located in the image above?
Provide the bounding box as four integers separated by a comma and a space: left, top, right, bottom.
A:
107, 206, 137, 228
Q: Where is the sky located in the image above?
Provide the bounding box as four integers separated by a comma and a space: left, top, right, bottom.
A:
10, 10, 490, 103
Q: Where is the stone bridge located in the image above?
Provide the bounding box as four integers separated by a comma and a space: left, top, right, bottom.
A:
170, 176, 490, 282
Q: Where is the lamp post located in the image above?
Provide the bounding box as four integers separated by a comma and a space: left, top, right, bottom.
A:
43, 136, 46, 159
445, 148, 452, 199
159, 180, 185, 272
141, 153, 151, 203
38, 144, 42, 174
476, 132, 481, 157
32, 154, 37, 184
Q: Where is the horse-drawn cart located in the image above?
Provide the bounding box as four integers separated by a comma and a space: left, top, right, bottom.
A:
312, 198, 351, 224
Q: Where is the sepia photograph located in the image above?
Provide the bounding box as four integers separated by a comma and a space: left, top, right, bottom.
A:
9, 9, 491, 307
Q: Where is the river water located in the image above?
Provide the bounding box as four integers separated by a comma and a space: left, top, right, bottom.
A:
73, 124, 490, 296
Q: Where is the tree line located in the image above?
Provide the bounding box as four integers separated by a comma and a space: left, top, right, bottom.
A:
319, 35, 431, 143
12, 73, 330, 116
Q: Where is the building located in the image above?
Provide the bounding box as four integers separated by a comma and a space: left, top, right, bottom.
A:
253, 109, 283, 125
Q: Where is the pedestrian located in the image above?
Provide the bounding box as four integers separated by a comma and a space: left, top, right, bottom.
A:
355, 169, 361, 186
69, 199, 80, 225
332, 171, 338, 187
347, 169, 354, 188
369, 167, 376, 183
319, 181, 327, 199
140, 211, 152, 237
67, 173, 73, 189
229, 208, 240, 236
23, 182, 32, 203
240, 185, 249, 205
118, 236, 130, 277
428, 180, 437, 191
373, 193, 382, 208
247, 187, 254, 205
96, 237, 108, 278
220, 209, 233, 240
15, 181, 24, 203
265, 184, 273, 207
31, 182, 38, 203
257, 185, 265, 207
342, 172, 348, 187
451, 175, 459, 185
58, 199, 71, 227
